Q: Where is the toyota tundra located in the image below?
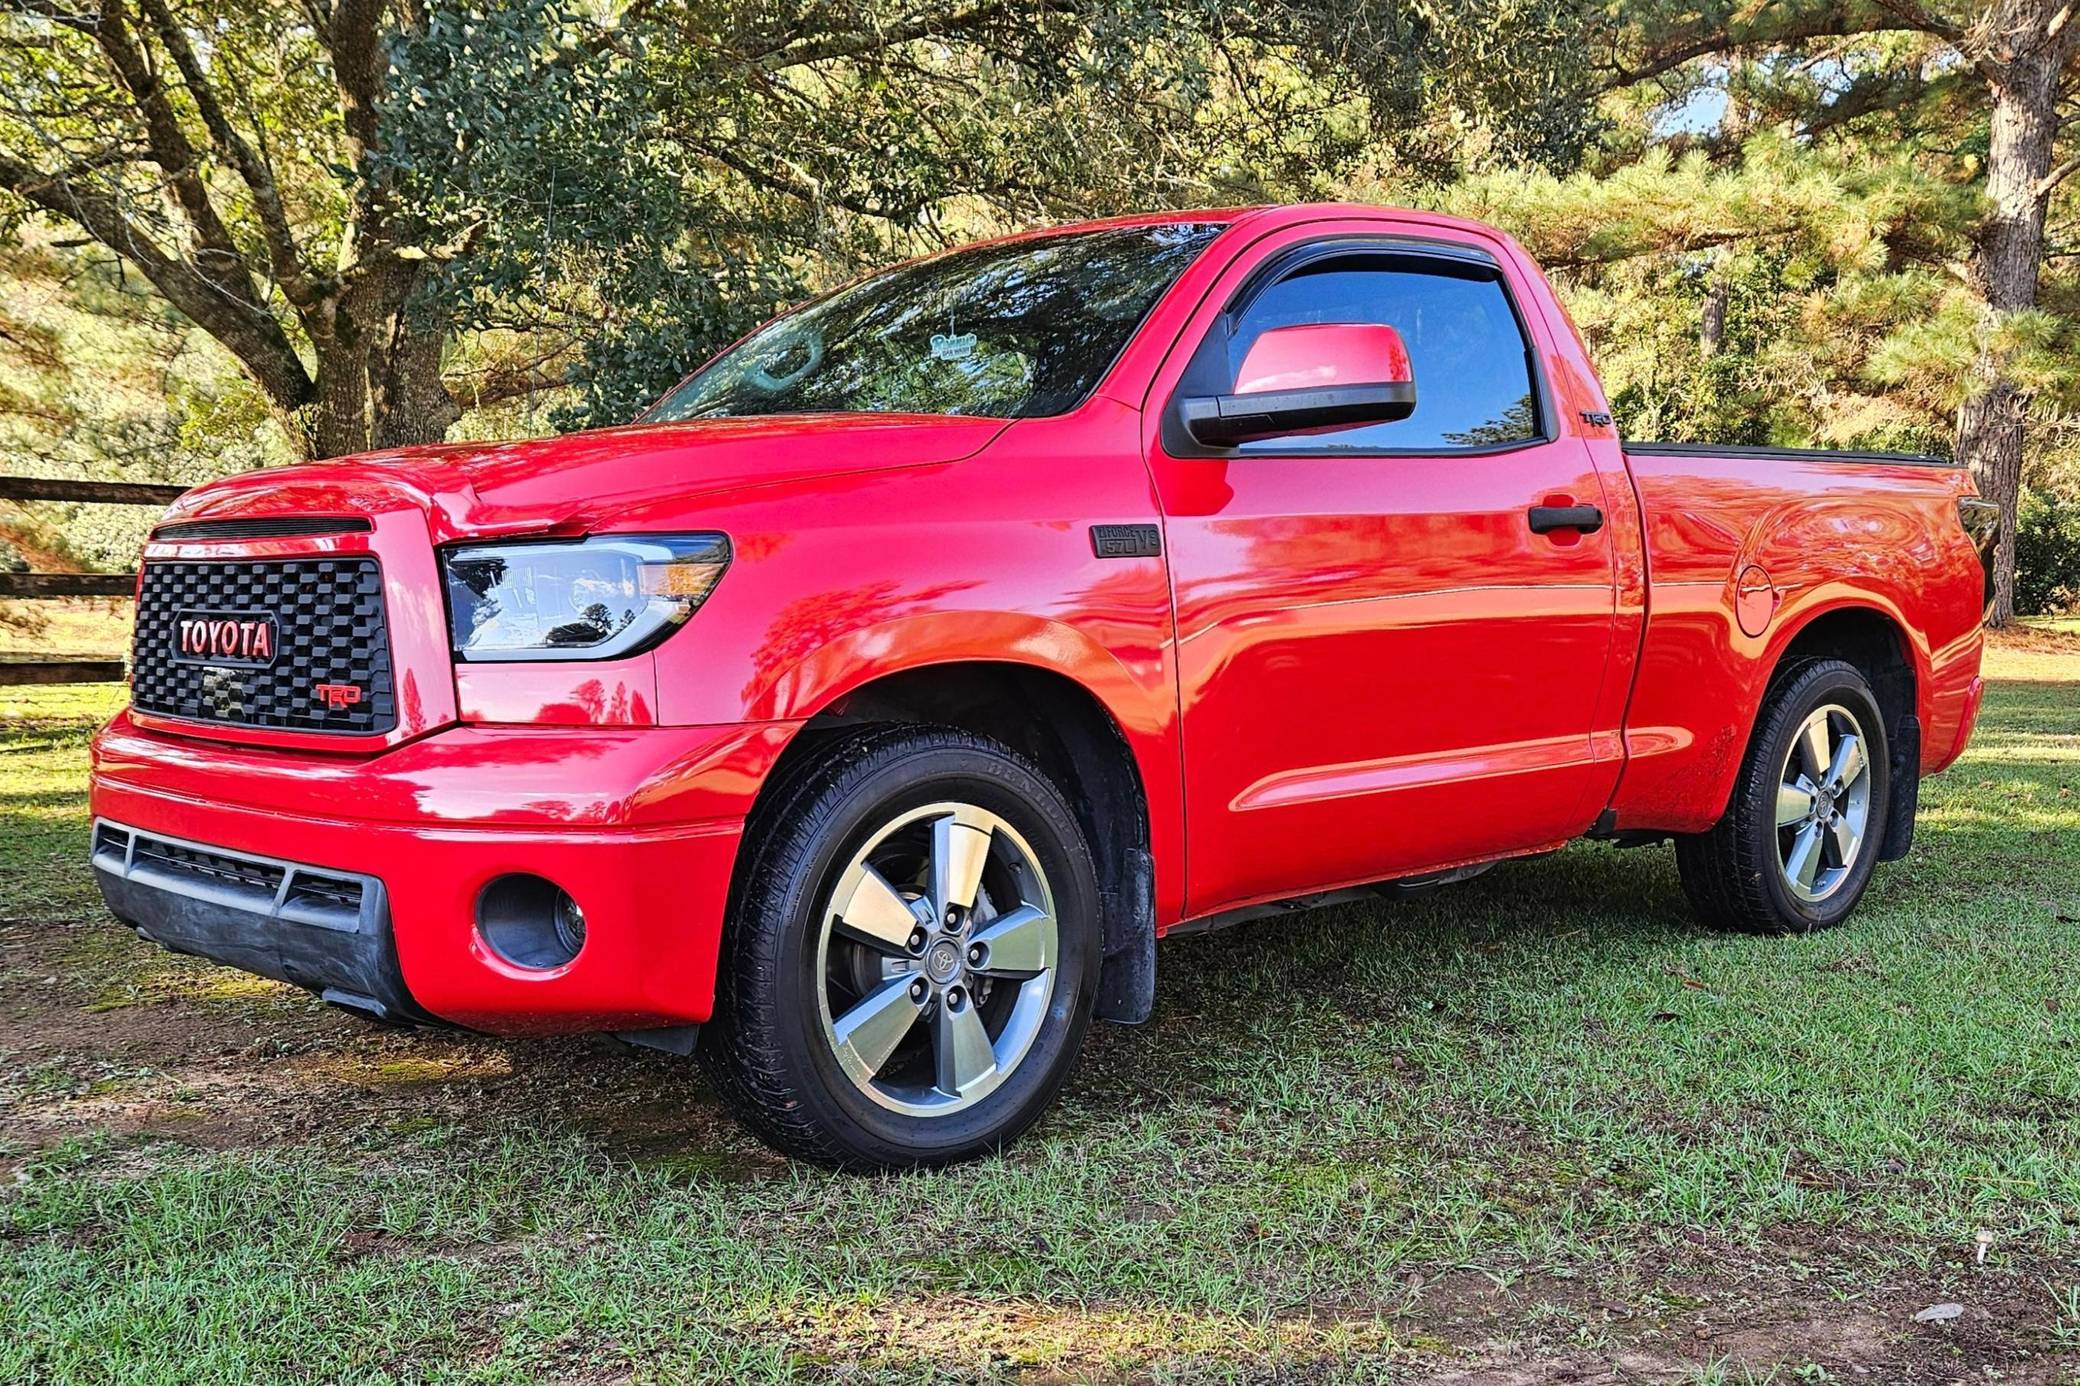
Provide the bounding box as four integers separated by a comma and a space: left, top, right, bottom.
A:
90, 205, 1997, 1168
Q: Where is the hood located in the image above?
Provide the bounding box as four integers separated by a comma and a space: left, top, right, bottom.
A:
162, 413, 1012, 542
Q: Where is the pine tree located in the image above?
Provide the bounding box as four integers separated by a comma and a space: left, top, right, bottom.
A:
1587, 0, 2080, 621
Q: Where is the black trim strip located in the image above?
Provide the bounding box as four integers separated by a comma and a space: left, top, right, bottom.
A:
1622, 441, 1957, 468
1221, 236, 1502, 315
1958, 496, 2001, 616
153, 516, 374, 542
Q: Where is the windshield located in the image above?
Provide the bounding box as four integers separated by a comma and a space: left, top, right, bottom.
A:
647, 223, 1223, 422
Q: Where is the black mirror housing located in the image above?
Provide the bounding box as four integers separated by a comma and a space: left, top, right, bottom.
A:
1177, 382, 1417, 448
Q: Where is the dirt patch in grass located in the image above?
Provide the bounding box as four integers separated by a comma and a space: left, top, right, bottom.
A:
1403, 1235, 2072, 1384
0, 937, 767, 1173
671, 1238, 2074, 1383
1995, 621, 2080, 657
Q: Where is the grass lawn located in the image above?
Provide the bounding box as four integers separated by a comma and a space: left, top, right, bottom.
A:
2, 628, 2077, 1384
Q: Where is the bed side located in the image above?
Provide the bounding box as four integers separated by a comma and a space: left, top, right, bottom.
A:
1607, 443, 1986, 836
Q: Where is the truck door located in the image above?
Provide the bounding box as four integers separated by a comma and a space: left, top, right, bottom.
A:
1144, 224, 1621, 918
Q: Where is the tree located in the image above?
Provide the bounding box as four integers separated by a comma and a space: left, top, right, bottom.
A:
0, 0, 1606, 461
0, 1, 481, 457
1593, 0, 2080, 623
1434, 135, 2003, 449
391, 0, 1607, 428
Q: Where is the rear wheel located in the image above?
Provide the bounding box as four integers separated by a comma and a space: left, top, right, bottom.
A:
1676, 659, 1890, 934
702, 726, 1099, 1169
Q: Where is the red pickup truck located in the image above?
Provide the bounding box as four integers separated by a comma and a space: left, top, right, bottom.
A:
90, 204, 1996, 1168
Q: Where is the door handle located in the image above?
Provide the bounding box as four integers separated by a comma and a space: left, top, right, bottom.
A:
1527, 503, 1604, 535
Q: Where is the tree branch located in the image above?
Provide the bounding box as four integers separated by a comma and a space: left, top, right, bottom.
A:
0, 0, 97, 36
326, 0, 389, 156
0, 149, 313, 411
701, 141, 931, 220
134, 0, 331, 316
457, 358, 574, 407
2038, 152, 2080, 195
90, 0, 258, 289
1600, 5, 1997, 92
741, 0, 1081, 70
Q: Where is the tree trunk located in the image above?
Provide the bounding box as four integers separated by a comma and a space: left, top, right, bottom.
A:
292, 263, 460, 461
1700, 273, 1729, 360
1957, 380, 2025, 620
1956, 0, 2073, 626
378, 324, 463, 450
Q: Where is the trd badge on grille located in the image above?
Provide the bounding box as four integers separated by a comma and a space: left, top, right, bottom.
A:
172, 610, 280, 667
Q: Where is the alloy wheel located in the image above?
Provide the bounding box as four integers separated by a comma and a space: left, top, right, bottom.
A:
814, 802, 1058, 1116
1773, 703, 1874, 903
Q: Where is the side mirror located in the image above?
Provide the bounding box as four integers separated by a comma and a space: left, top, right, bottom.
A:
1178, 322, 1417, 448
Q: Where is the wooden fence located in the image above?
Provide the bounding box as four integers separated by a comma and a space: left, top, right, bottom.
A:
0, 476, 182, 686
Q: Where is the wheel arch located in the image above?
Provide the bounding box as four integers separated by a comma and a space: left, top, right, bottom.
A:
742, 656, 1163, 1024
1767, 601, 1921, 739
1758, 599, 1923, 861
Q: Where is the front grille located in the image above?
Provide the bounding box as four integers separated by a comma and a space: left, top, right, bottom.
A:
133, 835, 285, 897
285, 873, 365, 913
131, 558, 398, 734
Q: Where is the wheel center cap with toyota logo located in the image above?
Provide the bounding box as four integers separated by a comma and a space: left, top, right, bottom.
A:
924, 939, 963, 984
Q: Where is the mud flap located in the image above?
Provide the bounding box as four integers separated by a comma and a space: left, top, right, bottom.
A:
1094, 846, 1156, 1024
614, 1025, 701, 1056
1879, 713, 1920, 863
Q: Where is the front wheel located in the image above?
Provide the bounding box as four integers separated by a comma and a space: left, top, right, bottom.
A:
701, 726, 1100, 1169
1675, 658, 1891, 934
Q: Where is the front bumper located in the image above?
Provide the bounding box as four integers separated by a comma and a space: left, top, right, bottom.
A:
93, 820, 432, 1024
89, 711, 796, 1035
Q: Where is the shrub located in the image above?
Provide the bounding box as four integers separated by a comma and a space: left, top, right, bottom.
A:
2016, 487, 2080, 615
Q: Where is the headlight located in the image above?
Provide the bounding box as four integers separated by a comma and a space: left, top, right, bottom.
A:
442, 534, 730, 662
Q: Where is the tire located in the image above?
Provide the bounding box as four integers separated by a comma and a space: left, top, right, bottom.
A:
1675, 658, 1891, 935
701, 725, 1101, 1170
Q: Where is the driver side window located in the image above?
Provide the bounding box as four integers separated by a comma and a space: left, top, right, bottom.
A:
1231, 254, 1540, 452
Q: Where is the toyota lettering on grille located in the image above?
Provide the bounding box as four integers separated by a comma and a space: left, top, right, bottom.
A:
171, 610, 280, 668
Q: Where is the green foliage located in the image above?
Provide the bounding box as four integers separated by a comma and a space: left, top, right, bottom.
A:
0, 238, 291, 571
379, 0, 1610, 429
1435, 131, 2076, 460
2017, 487, 2080, 615
3, 0, 2077, 601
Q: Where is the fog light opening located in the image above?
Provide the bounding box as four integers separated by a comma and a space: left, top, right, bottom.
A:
477, 874, 586, 970
554, 891, 586, 957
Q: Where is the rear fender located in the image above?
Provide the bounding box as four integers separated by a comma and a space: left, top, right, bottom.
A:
1664, 586, 1927, 832
1611, 475, 1969, 837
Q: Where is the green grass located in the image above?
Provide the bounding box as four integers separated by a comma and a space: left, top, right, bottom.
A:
2, 633, 2077, 1383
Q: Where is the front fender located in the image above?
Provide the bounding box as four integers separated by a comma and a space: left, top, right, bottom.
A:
744, 609, 1162, 730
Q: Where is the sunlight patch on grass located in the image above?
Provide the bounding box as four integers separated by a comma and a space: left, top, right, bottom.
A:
88, 961, 301, 1014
